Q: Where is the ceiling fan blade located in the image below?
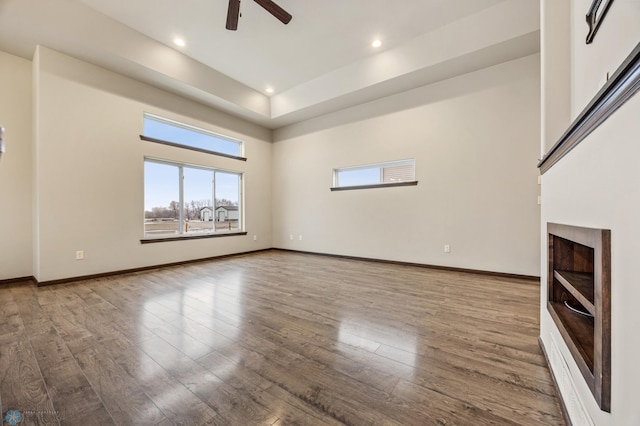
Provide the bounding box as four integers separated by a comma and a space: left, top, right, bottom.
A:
253, 0, 292, 24
226, 0, 240, 30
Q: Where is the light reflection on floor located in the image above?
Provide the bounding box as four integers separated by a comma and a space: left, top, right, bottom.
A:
139, 270, 245, 379
338, 320, 418, 370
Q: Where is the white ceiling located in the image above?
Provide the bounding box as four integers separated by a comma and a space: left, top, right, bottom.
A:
0, 0, 540, 129
79, 0, 506, 93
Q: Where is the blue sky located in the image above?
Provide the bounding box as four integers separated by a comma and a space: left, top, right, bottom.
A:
144, 162, 240, 211
337, 167, 380, 186
144, 118, 240, 156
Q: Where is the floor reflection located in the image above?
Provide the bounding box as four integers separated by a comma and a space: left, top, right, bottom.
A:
338, 320, 418, 371
139, 270, 245, 376
6, 252, 561, 425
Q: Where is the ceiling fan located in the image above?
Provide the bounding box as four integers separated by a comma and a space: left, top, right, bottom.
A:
226, 0, 292, 30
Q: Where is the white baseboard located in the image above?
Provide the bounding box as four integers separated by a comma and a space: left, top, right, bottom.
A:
545, 333, 594, 426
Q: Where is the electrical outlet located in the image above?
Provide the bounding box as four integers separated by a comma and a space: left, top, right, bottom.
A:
253, 235, 257, 241
289, 234, 293, 241
444, 245, 451, 253
299, 235, 303, 241
75, 250, 84, 260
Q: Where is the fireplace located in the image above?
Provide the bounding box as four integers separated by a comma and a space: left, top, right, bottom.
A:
547, 223, 611, 412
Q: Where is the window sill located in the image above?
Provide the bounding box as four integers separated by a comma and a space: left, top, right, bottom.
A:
141, 231, 247, 244
330, 181, 418, 191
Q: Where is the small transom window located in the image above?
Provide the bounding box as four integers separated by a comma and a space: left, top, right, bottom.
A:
332, 159, 417, 191
142, 113, 243, 158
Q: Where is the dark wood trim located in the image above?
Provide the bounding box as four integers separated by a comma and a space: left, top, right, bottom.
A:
140, 231, 247, 244
140, 135, 248, 161
539, 337, 574, 426
599, 229, 612, 411
538, 41, 640, 174
330, 181, 418, 192
547, 300, 596, 387
274, 248, 540, 282
8, 247, 538, 289
0, 276, 36, 287
34, 248, 271, 287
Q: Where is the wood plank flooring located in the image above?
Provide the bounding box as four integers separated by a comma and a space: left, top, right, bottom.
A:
0, 250, 563, 425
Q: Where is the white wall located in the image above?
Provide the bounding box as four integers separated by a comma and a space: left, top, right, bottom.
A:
32, 47, 272, 282
272, 54, 541, 276
0, 51, 32, 280
540, 1, 640, 425
540, 0, 571, 156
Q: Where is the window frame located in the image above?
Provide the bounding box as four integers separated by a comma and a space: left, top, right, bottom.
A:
142, 157, 245, 243
331, 159, 418, 191
141, 113, 247, 161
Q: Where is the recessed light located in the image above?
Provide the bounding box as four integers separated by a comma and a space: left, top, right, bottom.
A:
372, 39, 382, 48
174, 37, 186, 47
266, 87, 274, 94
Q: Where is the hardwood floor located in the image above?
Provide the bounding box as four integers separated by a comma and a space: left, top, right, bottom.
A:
0, 250, 563, 425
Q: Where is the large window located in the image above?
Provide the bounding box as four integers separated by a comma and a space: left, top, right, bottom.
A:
144, 159, 243, 239
142, 113, 244, 159
141, 113, 245, 241
332, 159, 417, 191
